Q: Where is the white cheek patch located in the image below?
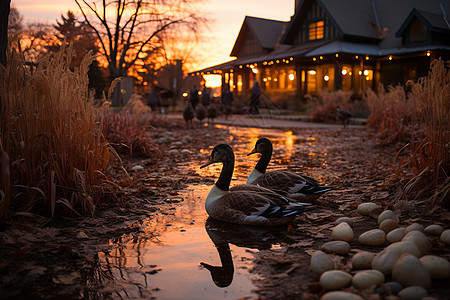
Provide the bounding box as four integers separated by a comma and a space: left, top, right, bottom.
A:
247, 168, 264, 184
288, 182, 307, 193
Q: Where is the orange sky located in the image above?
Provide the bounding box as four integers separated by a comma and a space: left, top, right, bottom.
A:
11, 0, 294, 71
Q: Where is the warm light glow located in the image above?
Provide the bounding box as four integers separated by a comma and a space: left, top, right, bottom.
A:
319, 56, 323, 60
290, 57, 294, 61
363, 70, 369, 76
355, 55, 359, 59
309, 70, 316, 75
263, 78, 268, 82
358, 71, 362, 75
335, 54, 339, 57
288, 73, 295, 81
252, 68, 258, 74
203, 74, 222, 88
239, 65, 243, 68
313, 57, 317, 61
198, 91, 203, 96
183, 92, 188, 97
342, 69, 348, 75
276, 60, 280, 63
389, 56, 393, 60
324, 75, 329, 81
143, 81, 148, 86
426, 51, 431, 56
366, 76, 370, 81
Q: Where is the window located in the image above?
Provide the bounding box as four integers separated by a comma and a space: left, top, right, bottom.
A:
308, 20, 324, 41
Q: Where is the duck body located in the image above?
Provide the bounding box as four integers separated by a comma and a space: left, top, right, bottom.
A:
196, 104, 206, 124
206, 104, 217, 125
337, 105, 352, 128
183, 102, 195, 128
201, 144, 311, 226
247, 138, 333, 202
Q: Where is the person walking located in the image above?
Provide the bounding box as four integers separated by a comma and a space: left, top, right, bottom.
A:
249, 80, 261, 114
201, 86, 211, 107
221, 83, 233, 120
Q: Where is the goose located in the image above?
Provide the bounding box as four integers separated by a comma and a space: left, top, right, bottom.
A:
183, 102, 195, 128
206, 103, 217, 125
246, 138, 333, 202
196, 104, 206, 125
200, 144, 311, 226
336, 105, 352, 128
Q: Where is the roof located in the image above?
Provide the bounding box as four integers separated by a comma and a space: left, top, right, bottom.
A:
396, 9, 450, 37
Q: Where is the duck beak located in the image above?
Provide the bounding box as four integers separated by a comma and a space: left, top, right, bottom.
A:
247, 147, 257, 156
200, 156, 214, 169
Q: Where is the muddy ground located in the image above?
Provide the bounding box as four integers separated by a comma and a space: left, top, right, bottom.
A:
0, 121, 449, 299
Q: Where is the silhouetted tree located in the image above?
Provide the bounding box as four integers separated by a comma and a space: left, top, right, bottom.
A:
0, 0, 11, 67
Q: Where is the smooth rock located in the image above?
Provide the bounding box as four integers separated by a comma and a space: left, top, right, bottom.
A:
131, 165, 144, 171
357, 202, 380, 216
387, 227, 406, 243
321, 291, 364, 300
168, 149, 179, 155
352, 269, 385, 289
392, 254, 431, 288
321, 241, 351, 255
372, 248, 400, 275
424, 224, 444, 236
180, 149, 190, 154
440, 229, 450, 245
398, 286, 428, 300
310, 251, 335, 275
419, 255, 450, 279
181, 136, 192, 144
402, 231, 431, 255
405, 223, 424, 233
379, 219, 399, 233
335, 217, 354, 227
382, 281, 403, 295
352, 251, 375, 270
378, 210, 398, 224
331, 222, 354, 242
358, 229, 386, 246
386, 241, 421, 257
319, 270, 352, 290
157, 137, 169, 144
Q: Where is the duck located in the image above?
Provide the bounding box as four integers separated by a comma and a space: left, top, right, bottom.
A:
206, 103, 217, 125
200, 144, 311, 226
183, 102, 195, 128
336, 105, 352, 128
195, 104, 206, 126
246, 138, 333, 202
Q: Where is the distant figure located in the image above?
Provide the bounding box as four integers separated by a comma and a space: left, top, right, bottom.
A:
206, 103, 218, 126
337, 105, 352, 128
196, 104, 206, 126
202, 86, 211, 107
221, 84, 234, 120
183, 102, 195, 129
249, 80, 261, 114
189, 85, 200, 110
146, 86, 161, 112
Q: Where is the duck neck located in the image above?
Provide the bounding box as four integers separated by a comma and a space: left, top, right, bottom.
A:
215, 160, 234, 191
254, 147, 272, 174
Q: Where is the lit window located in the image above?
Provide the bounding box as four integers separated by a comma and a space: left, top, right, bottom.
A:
308, 20, 324, 41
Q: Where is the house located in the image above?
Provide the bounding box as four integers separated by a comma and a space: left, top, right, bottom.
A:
190, 0, 450, 107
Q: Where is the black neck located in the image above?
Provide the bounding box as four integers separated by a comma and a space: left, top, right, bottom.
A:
216, 159, 234, 191
255, 147, 272, 174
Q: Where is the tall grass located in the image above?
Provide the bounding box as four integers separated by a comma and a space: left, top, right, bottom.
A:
0, 45, 111, 219
309, 90, 353, 123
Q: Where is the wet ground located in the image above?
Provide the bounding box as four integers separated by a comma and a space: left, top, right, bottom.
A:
1, 122, 448, 299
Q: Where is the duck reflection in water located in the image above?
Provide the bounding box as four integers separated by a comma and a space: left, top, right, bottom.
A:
200, 218, 287, 287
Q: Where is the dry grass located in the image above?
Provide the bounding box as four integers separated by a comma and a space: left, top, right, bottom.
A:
309, 90, 354, 123
0, 45, 111, 219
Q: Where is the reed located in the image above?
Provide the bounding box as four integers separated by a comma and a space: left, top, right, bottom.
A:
0, 45, 111, 219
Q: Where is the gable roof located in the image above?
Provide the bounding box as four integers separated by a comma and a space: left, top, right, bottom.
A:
230, 16, 287, 57
396, 8, 450, 37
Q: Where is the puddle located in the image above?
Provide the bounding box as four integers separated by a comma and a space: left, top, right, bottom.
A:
94, 128, 323, 299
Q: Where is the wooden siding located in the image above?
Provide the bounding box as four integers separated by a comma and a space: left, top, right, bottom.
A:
237, 28, 264, 58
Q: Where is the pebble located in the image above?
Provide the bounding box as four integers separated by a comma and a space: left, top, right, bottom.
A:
378, 209, 398, 224
402, 231, 431, 255
319, 270, 352, 290
419, 255, 450, 279
331, 222, 354, 242
310, 251, 335, 275
379, 219, 399, 233
321, 291, 364, 300
352, 251, 375, 270
386, 241, 421, 257
405, 222, 424, 233
157, 137, 169, 144
131, 165, 144, 171
352, 269, 384, 289
398, 286, 428, 300
180, 149, 190, 154
375, 281, 403, 296
168, 149, 179, 155
386, 227, 406, 243
181, 136, 192, 144
321, 241, 351, 255
335, 217, 354, 227
392, 254, 431, 288
440, 229, 450, 245
357, 202, 380, 216
358, 229, 386, 246
424, 224, 444, 236
371, 248, 399, 275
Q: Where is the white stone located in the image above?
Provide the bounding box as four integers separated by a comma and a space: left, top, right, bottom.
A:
378, 209, 398, 224
168, 149, 179, 155
357, 202, 380, 216
321, 291, 364, 300
402, 231, 431, 255
352, 269, 385, 289
386, 241, 421, 257
352, 251, 375, 270
335, 217, 354, 227
405, 223, 424, 234
372, 249, 400, 275
321, 241, 351, 255
311, 251, 335, 275
320, 270, 352, 290
331, 222, 354, 242
392, 255, 431, 288
424, 224, 444, 236
180, 149, 190, 154
440, 229, 450, 245
358, 229, 386, 246
419, 255, 450, 279
379, 219, 399, 233
386, 227, 406, 243
398, 286, 428, 300
131, 165, 144, 171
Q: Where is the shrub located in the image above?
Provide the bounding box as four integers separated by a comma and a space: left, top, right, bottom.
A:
309, 90, 353, 123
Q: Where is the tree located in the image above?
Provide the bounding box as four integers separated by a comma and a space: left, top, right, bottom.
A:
74, 0, 207, 81
0, 0, 11, 67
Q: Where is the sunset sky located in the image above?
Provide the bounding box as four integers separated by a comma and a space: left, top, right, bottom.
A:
10, 0, 295, 71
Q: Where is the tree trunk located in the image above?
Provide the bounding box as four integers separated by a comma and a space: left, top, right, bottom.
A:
0, 0, 11, 67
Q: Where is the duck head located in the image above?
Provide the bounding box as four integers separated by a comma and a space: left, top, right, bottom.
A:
200, 144, 235, 169
247, 138, 273, 156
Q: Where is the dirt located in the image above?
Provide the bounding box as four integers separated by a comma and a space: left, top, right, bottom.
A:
0, 121, 449, 299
